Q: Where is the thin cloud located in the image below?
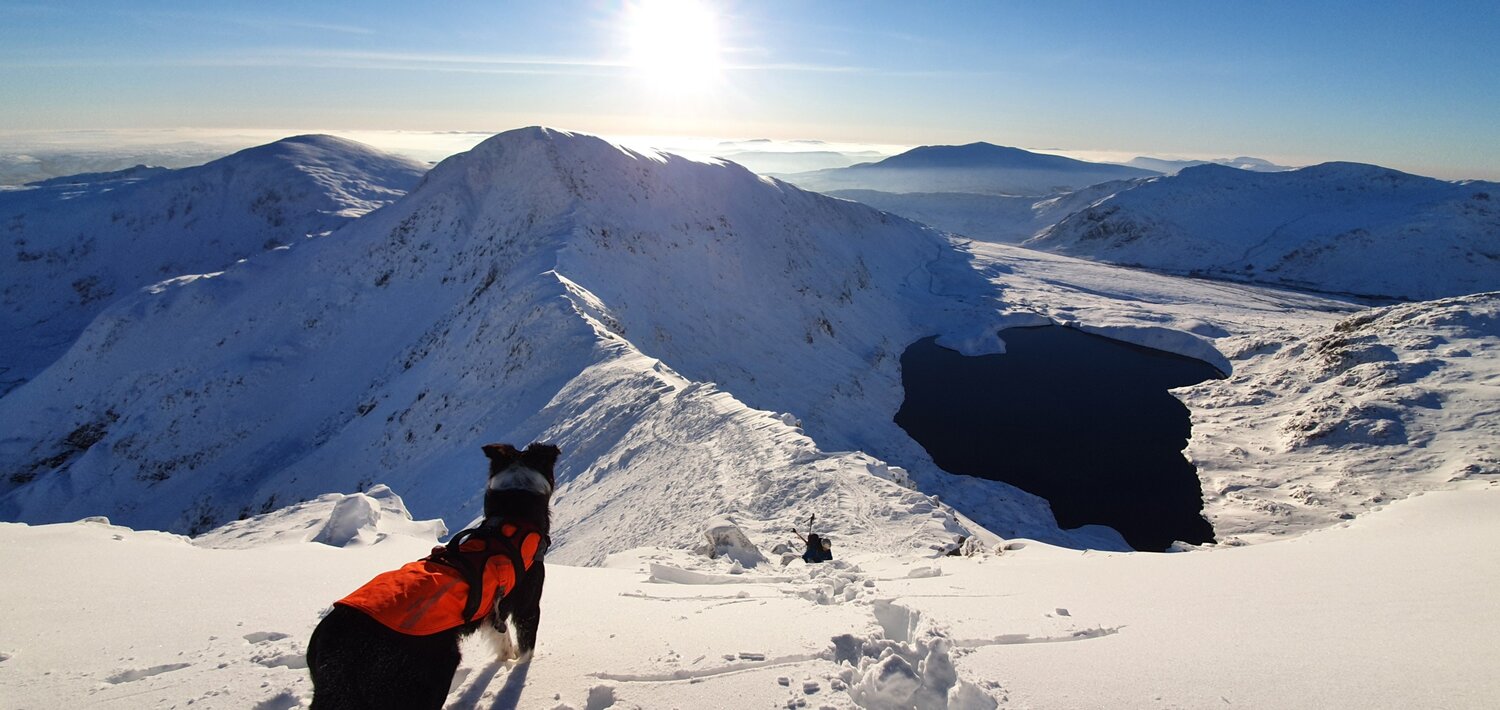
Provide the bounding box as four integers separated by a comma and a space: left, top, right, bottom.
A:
0, 47, 871, 76
230, 18, 376, 36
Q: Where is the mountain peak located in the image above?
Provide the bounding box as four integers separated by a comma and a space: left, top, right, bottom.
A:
215, 133, 423, 169
416, 126, 765, 211
872, 142, 1049, 170
465, 126, 645, 162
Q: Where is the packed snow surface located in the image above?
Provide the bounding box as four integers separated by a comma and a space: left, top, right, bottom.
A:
0, 481, 1495, 708
1027, 162, 1500, 300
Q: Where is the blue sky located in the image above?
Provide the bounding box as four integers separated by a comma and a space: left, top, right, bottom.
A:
1, 0, 1496, 178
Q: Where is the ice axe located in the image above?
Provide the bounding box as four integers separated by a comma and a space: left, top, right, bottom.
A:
791, 513, 816, 543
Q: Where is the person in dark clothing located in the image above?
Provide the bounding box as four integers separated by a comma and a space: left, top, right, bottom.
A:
793, 514, 833, 563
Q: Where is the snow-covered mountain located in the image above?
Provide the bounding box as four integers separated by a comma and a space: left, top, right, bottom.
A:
4, 129, 1497, 709
0, 127, 1102, 563
829, 180, 1140, 243
1123, 155, 1293, 175
779, 142, 1159, 196
1026, 162, 1500, 300
0, 135, 428, 393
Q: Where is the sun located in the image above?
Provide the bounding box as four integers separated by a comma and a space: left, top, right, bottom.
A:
624, 0, 725, 92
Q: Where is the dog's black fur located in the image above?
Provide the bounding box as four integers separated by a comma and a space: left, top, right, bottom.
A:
306, 442, 558, 710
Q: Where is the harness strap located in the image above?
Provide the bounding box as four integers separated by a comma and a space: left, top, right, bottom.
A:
429, 523, 548, 624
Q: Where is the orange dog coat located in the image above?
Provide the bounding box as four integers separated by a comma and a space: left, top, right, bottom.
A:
335, 522, 545, 636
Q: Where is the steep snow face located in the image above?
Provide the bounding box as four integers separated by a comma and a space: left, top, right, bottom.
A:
830, 180, 1141, 244
0, 135, 428, 393
0, 127, 1086, 562
1027, 162, 1500, 300
781, 143, 1158, 197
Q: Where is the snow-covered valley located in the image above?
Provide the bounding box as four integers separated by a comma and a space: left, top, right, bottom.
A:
0, 128, 1496, 709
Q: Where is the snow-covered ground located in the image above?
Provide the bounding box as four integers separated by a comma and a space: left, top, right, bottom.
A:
1, 480, 1495, 709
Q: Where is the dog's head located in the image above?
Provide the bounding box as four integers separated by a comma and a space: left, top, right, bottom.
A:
481, 442, 559, 518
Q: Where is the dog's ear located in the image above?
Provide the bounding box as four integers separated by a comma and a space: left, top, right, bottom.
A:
521, 443, 561, 472
482, 443, 522, 469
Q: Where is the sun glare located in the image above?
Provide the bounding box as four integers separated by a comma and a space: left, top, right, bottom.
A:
625, 0, 725, 92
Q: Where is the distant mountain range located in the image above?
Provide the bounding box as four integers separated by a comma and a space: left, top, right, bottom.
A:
716, 149, 884, 175
779, 142, 1159, 196
1027, 162, 1500, 300
829, 180, 1140, 244
1123, 156, 1294, 175
0, 135, 427, 394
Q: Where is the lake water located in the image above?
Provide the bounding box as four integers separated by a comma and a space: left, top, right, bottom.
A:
894, 326, 1225, 551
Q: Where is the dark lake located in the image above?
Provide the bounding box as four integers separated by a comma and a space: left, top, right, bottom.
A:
894, 325, 1225, 551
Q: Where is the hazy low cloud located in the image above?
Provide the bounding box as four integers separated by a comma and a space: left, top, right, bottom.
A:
0, 129, 910, 186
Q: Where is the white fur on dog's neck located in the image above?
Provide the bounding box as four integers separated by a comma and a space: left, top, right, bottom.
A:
488, 463, 553, 496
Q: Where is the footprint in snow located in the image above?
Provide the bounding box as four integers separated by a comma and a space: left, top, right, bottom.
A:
251, 690, 303, 710
585, 684, 617, 710
254, 653, 308, 670
244, 631, 292, 644
104, 663, 192, 684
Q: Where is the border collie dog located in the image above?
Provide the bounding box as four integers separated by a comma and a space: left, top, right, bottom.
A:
307, 443, 559, 710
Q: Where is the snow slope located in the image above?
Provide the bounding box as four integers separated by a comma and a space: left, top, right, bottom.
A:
0, 135, 427, 393
0, 127, 1108, 563
1026, 162, 1500, 300
828, 180, 1139, 244
1, 480, 1495, 709
1183, 291, 1500, 542
780, 143, 1158, 197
